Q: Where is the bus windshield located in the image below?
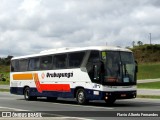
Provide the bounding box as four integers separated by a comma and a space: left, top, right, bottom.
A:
102, 51, 136, 85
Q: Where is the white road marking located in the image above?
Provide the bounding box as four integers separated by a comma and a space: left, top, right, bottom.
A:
0, 106, 29, 111
51, 102, 114, 110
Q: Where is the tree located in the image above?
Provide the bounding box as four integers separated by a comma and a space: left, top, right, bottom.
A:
0, 55, 13, 65
137, 41, 143, 46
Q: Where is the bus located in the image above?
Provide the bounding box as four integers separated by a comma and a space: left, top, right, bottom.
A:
10, 46, 138, 104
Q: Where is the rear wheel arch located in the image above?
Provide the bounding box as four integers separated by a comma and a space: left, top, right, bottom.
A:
23, 86, 36, 100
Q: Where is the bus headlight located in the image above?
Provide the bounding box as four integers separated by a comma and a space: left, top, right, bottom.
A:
105, 96, 108, 99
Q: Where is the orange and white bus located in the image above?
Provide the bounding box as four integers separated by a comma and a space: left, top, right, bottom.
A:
10, 46, 137, 104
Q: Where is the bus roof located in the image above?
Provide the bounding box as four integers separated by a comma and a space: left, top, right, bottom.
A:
12, 46, 132, 60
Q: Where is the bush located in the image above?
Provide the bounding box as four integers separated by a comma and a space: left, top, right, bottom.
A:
2, 77, 6, 81
0, 74, 6, 81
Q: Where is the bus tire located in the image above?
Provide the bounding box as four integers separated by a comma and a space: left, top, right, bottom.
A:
104, 98, 116, 104
24, 87, 36, 101
76, 89, 88, 105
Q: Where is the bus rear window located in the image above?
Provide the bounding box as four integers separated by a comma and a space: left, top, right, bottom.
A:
11, 60, 19, 72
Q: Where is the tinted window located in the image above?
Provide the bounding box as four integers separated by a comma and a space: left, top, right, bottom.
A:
53, 54, 67, 69
28, 58, 40, 71
11, 60, 19, 72
40, 56, 52, 70
105, 51, 120, 77
19, 59, 28, 71
88, 51, 100, 63
68, 52, 85, 68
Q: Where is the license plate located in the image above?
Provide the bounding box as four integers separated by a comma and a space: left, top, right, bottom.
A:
121, 94, 126, 97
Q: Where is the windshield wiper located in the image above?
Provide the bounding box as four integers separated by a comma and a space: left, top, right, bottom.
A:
123, 64, 128, 76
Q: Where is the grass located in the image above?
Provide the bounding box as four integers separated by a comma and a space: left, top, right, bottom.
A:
0, 65, 10, 73
0, 89, 9, 92
137, 82, 160, 89
0, 80, 10, 85
137, 95, 160, 99
0, 65, 10, 85
137, 62, 160, 80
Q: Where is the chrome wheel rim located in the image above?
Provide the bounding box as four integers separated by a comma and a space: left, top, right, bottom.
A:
78, 91, 84, 103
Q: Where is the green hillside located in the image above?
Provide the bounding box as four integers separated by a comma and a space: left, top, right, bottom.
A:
131, 44, 160, 63
131, 44, 160, 80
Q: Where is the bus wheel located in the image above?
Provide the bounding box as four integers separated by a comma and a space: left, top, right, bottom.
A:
104, 97, 116, 104
76, 89, 88, 105
24, 87, 36, 101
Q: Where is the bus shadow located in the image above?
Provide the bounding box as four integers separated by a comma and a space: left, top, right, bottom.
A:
17, 97, 149, 108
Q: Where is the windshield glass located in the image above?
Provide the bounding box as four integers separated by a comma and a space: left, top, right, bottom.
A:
102, 51, 136, 85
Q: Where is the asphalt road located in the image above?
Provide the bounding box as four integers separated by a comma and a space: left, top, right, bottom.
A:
0, 92, 160, 120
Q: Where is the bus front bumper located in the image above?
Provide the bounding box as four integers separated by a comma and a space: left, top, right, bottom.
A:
103, 90, 137, 100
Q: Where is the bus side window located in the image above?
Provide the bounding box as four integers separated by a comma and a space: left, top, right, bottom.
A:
53, 54, 67, 69
40, 56, 52, 70
28, 58, 40, 71
86, 51, 100, 83
19, 59, 28, 72
68, 52, 85, 68
11, 60, 19, 72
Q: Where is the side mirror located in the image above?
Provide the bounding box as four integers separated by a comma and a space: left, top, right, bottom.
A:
135, 61, 138, 73
93, 65, 99, 80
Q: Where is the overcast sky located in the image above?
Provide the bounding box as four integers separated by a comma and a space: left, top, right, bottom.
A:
0, 0, 160, 57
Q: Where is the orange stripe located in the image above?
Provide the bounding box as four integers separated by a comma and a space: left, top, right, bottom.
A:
13, 73, 33, 80
33, 73, 42, 93
13, 73, 71, 92
33, 73, 70, 92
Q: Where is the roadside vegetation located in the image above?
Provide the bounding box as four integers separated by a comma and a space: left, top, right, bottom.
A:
131, 44, 160, 80
137, 62, 160, 80
131, 44, 160, 63
0, 65, 10, 85
133, 44, 160, 91
0, 56, 12, 85
0, 89, 9, 92
137, 81, 160, 89
137, 95, 160, 99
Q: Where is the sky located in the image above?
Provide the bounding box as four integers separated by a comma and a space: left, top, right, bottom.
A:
0, 0, 160, 57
